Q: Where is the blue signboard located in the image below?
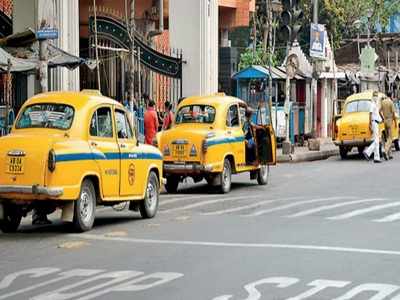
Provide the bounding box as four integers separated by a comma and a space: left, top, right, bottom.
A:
37, 28, 58, 40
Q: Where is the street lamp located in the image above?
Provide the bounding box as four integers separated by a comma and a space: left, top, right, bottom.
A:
366, 8, 374, 47
353, 19, 362, 56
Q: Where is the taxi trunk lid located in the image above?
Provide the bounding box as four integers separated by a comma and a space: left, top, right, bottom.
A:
161, 125, 211, 162
339, 112, 371, 141
0, 133, 54, 187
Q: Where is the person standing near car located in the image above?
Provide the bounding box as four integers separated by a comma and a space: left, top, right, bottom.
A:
144, 100, 159, 145
380, 92, 397, 160
363, 91, 383, 163
162, 101, 174, 130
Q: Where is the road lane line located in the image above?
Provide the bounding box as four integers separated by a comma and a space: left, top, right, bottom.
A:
71, 233, 400, 257
160, 194, 229, 206
246, 197, 356, 217
286, 198, 386, 218
373, 212, 400, 223
327, 202, 400, 220
202, 197, 303, 216
160, 194, 264, 213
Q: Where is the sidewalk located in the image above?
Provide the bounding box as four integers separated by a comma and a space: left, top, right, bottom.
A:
277, 139, 339, 163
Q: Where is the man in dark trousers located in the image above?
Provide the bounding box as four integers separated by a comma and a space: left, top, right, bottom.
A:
381, 92, 397, 160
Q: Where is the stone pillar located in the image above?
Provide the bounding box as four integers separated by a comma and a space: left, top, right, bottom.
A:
321, 77, 328, 138
169, 0, 218, 97
305, 80, 311, 135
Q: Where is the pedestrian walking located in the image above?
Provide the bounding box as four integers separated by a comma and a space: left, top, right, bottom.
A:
162, 101, 174, 130
380, 92, 397, 160
144, 99, 159, 145
363, 91, 383, 163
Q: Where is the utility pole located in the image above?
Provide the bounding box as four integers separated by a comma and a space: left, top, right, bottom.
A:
39, 39, 48, 92
93, 0, 101, 90
129, 0, 136, 112
267, 0, 274, 120
311, 0, 318, 137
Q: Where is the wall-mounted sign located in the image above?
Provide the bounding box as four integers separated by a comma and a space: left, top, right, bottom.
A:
310, 23, 326, 59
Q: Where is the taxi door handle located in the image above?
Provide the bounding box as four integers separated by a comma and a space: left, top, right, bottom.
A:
90, 141, 98, 147
120, 144, 127, 148
227, 131, 232, 134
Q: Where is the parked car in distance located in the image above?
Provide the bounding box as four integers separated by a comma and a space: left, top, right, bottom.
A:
333, 91, 400, 159
0, 90, 163, 233
156, 94, 276, 194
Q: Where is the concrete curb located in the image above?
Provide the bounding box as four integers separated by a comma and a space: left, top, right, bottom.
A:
278, 148, 339, 163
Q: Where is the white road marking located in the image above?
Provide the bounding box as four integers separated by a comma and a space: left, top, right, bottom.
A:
327, 202, 400, 220
72, 233, 400, 257
373, 211, 400, 223
0, 269, 103, 300
213, 277, 300, 300
0, 268, 60, 290
286, 198, 386, 218
75, 272, 184, 300
332, 283, 400, 300
160, 194, 228, 206
202, 197, 303, 216
246, 197, 356, 217
31, 271, 143, 300
160, 194, 264, 213
286, 280, 350, 300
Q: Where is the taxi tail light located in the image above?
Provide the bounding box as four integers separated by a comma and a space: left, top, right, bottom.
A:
202, 140, 208, 153
334, 124, 338, 135
48, 149, 56, 172
190, 144, 197, 156
163, 145, 170, 156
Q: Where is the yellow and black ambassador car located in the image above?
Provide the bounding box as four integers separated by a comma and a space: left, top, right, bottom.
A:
0, 91, 163, 232
156, 94, 276, 194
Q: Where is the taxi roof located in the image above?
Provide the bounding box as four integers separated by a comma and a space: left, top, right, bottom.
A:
345, 90, 386, 103
25, 91, 122, 110
179, 95, 246, 108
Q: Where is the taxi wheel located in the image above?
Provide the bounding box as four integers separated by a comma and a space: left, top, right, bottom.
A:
0, 205, 22, 233
257, 165, 269, 185
339, 146, 348, 159
140, 171, 159, 218
395, 139, 400, 151
219, 159, 232, 194
165, 177, 179, 194
73, 179, 96, 232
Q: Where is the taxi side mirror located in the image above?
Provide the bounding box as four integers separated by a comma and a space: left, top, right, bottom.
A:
136, 139, 139, 147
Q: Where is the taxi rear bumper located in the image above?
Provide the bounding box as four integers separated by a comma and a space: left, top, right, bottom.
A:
163, 162, 213, 174
0, 185, 64, 197
334, 139, 373, 147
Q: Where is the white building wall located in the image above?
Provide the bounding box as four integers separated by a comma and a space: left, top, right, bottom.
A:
169, 0, 218, 97
13, 0, 80, 92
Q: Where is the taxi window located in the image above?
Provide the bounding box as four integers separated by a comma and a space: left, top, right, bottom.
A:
16, 103, 74, 130
226, 105, 239, 127
345, 100, 371, 113
175, 105, 216, 124
90, 107, 113, 138
115, 110, 133, 139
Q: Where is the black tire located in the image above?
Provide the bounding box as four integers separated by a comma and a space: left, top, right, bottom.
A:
140, 171, 159, 218
395, 139, 400, 151
165, 177, 179, 193
0, 205, 22, 233
73, 179, 96, 232
219, 159, 232, 194
339, 146, 348, 159
357, 146, 364, 156
257, 165, 269, 185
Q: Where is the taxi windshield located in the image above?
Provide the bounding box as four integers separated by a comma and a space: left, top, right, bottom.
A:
175, 105, 216, 124
345, 100, 371, 113
16, 103, 74, 130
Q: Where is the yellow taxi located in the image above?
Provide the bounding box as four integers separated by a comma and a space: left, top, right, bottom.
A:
156, 94, 276, 193
0, 91, 163, 232
333, 91, 400, 159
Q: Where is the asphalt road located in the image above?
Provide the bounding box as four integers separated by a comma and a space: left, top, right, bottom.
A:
1, 150, 400, 300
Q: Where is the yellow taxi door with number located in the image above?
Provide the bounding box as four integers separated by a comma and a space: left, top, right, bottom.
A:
115, 109, 142, 197
89, 106, 120, 198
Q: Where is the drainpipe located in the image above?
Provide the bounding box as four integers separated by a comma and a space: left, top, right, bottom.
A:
148, 0, 164, 38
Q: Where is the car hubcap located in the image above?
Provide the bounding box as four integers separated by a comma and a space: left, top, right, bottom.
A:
260, 165, 268, 180
80, 190, 93, 225
223, 164, 230, 188
146, 181, 157, 211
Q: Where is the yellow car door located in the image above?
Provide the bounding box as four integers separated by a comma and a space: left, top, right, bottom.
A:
114, 109, 141, 197
89, 106, 120, 198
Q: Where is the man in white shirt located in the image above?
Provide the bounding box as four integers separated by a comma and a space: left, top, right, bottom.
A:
363, 91, 383, 163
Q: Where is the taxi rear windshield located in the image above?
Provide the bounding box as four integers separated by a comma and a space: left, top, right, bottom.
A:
345, 100, 371, 113
16, 103, 74, 130
175, 105, 216, 124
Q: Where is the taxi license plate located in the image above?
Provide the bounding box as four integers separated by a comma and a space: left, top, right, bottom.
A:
6, 156, 24, 174
173, 144, 186, 157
